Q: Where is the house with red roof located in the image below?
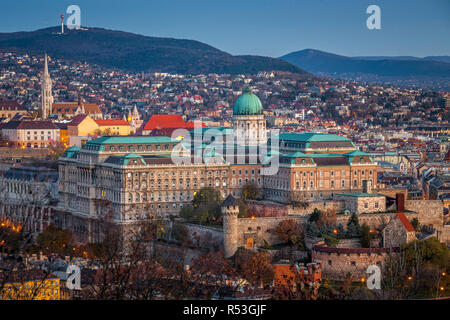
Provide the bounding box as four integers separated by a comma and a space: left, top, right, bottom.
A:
141, 114, 203, 136
1, 120, 60, 148
67, 115, 131, 141
383, 212, 416, 248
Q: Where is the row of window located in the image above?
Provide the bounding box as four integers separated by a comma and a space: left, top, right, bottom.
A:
110, 144, 172, 152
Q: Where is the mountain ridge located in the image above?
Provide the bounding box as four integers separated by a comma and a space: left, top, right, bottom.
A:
0, 26, 309, 76
279, 49, 450, 78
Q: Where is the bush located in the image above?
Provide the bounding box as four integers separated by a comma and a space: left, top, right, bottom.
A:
242, 182, 262, 200
309, 208, 322, 223
322, 234, 339, 248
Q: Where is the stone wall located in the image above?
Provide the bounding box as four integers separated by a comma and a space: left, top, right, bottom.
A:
312, 245, 397, 281
442, 225, 450, 246
245, 200, 289, 217
182, 223, 223, 251
262, 248, 309, 262
405, 200, 444, 234
334, 195, 386, 214
334, 211, 417, 231
374, 188, 408, 199
235, 216, 308, 249
287, 200, 345, 216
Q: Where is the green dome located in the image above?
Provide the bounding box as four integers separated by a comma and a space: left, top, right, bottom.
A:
233, 88, 263, 115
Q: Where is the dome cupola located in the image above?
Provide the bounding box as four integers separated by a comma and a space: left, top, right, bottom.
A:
233, 87, 263, 116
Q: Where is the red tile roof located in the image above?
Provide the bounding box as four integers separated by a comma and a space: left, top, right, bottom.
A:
144, 114, 187, 130
3, 120, 59, 130
0, 100, 26, 111
95, 119, 130, 126
396, 213, 415, 232
143, 114, 202, 130
52, 102, 101, 114
68, 114, 88, 127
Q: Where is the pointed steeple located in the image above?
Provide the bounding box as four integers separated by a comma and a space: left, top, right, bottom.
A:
44, 54, 49, 76
41, 53, 53, 119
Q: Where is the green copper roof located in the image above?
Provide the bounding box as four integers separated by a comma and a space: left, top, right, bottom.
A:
344, 150, 370, 156
66, 146, 80, 152
284, 152, 344, 158
105, 153, 147, 165
233, 87, 263, 115
122, 153, 143, 159
62, 146, 80, 159
280, 132, 351, 142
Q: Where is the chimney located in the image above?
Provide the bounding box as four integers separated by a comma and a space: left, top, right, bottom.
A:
362, 180, 372, 194
396, 193, 405, 212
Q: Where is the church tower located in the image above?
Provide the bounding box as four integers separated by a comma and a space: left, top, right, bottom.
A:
41, 54, 53, 119
129, 105, 143, 134
232, 87, 267, 145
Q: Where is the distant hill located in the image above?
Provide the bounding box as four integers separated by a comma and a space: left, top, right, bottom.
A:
0, 27, 309, 75
354, 55, 450, 64
280, 49, 450, 78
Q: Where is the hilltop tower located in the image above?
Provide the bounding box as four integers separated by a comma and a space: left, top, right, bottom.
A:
221, 195, 239, 258
60, 14, 65, 34
233, 87, 267, 145
41, 54, 54, 119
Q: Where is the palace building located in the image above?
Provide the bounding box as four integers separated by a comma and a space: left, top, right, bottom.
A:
56, 89, 381, 242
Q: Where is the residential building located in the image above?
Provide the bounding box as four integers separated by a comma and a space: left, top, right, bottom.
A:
1, 120, 60, 148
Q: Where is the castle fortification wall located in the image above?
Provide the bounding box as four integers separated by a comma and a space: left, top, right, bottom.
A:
312, 245, 398, 281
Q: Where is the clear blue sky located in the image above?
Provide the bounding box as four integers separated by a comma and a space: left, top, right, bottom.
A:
1, 0, 449, 57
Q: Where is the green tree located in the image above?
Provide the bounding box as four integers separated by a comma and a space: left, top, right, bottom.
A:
36, 225, 73, 255
237, 199, 248, 218
193, 187, 221, 207
182, 187, 222, 225
242, 182, 262, 200
306, 222, 320, 237
411, 218, 420, 231
346, 213, 361, 237
309, 208, 322, 223
322, 234, 339, 248
403, 238, 449, 269
337, 223, 346, 239
360, 223, 372, 248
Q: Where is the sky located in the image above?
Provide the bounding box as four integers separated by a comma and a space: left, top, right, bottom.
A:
0, 0, 449, 58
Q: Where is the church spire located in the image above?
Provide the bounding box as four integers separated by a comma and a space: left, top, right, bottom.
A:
41, 54, 53, 119
44, 53, 49, 76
